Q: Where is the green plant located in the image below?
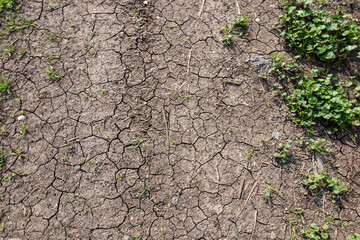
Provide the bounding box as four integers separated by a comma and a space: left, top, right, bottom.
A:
47, 0, 58, 10
348, 233, 360, 240
220, 13, 249, 45
131, 137, 146, 151
263, 185, 280, 203
290, 208, 305, 225
273, 143, 292, 163
45, 32, 55, 41
302, 171, 349, 198
0, 125, 6, 135
0, 149, 5, 169
0, 0, 17, 13
169, 138, 175, 148
244, 146, 254, 163
0, 76, 11, 96
10, 150, 25, 160
301, 223, 329, 239
3, 45, 14, 57
305, 138, 332, 154
19, 123, 33, 138
282, 69, 360, 129
17, 48, 26, 60
269, 54, 303, 82
2, 13, 35, 33
279, 0, 360, 62
138, 185, 150, 200
46, 67, 61, 81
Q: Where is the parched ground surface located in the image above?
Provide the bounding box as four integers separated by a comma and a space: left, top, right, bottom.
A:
0, 0, 359, 239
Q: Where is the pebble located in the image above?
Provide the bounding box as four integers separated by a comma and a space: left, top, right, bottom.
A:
73, 165, 81, 174
171, 196, 179, 206
143, 1, 148, 4
17, 115, 26, 121
250, 55, 272, 72
272, 130, 280, 140
270, 231, 276, 239
255, 18, 260, 22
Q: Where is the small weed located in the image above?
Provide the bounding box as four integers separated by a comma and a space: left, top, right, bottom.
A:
290, 208, 305, 225
263, 185, 280, 203
46, 51, 59, 61
10, 150, 25, 160
169, 138, 175, 148
35, 90, 47, 100
300, 223, 329, 240
0, 76, 11, 96
45, 32, 55, 41
46, 67, 61, 81
0, 0, 17, 13
244, 146, 254, 163
47, 0, 58, 10
61, 156, 67, 162
19, 123, 33, 138
131, 137, 146, 151
82, 94, 89, 101
67, 22, 76, 28
0, 193, 4, 201
304, 138, 332, 155
0, 149, 5, 169
220, 13, 249, 45
2, 13, 35, 33
138, 185, 150, 200
2, 171, 20, 182
0, 223, 4, 232
273, 143, 292, 163
98, 88, 104, 95
165, 24, 179, 29
348, 233, 360, 240
302, 171, 349, 198
3, 45, 15, 57
133, 234, 143, 240
17, 48, 26, 60
0, 125, 5, 136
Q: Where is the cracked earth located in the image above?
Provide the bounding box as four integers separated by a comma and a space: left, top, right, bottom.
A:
0, 0, 359, 239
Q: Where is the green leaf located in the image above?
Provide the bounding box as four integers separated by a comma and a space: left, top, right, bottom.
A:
323, 51, 335, 60
345, 45, 357, 51
321, 232, 329, 239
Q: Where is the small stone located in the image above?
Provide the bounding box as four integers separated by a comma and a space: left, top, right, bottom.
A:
250, 55, 272, 72
171, 196, 179, 206
143, 1, 148, 4
17, 115, 26, 121
255, 18, 260, 22
270, 231, 276, 239
73, 165, 81, 174
272, 130, 280, 140
314, 152, 324, 172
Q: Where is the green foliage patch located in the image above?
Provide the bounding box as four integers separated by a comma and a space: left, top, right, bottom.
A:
302, 171, 349, 198
283, 69, 360, 129
279, 0, 360, 61
0, 0, 17, 13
